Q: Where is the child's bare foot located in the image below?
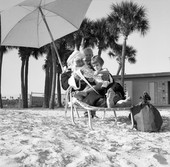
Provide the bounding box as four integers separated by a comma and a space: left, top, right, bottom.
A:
106, 88, 116, 108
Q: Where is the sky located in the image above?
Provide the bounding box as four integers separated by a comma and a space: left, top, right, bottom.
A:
1, 0, 170, 98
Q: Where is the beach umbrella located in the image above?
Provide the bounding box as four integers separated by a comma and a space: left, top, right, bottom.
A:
0, 0, 92, 70
0, 0, 25, 11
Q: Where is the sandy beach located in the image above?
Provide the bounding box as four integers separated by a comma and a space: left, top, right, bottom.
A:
0, 107, 170, 167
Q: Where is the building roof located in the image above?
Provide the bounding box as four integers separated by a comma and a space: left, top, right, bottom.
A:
113, 72, 170, 79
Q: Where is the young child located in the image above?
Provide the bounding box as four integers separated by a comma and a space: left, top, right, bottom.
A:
75, 55, 112, 99
91, 55, 111, 90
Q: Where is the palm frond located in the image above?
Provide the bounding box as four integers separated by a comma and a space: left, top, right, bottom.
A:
108, 1, 149, 37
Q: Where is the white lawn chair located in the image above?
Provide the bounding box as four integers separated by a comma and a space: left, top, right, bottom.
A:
65, 86, 133, 130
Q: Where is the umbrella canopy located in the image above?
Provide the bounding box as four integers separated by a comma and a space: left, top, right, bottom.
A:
0, 0, 24, 11
0, 0, 92, 68
1, 0, 92, 48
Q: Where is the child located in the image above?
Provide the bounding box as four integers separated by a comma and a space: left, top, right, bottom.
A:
91, 55, 111, 90
75, 55, 112, 99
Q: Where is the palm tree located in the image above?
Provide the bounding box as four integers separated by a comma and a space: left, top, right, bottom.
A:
18, 47, 43, 108
108, 1, 149, 87
0, 46, 8, 108
42, 38, 72, 109
42, 47, 52, 108
64, 31, 81, 51
55, 38, 73, 107
108, 44, 137, 75
66, 17, 116, 54
64, 17, 95, 51
80, 18, 95, 49
91, 17, 110, 56
0, 15, 9, 108
48, 44, 57, 109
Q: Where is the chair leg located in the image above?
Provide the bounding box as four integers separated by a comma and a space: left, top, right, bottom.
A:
64, 102, 68, 117
74, 106, 80, 118
113, 110, 117, 125
87, 110, 93, 130
71, 102, 76, 125
64, 95, 68, 117
130, 112, 134, 129
65, 87, 71, 117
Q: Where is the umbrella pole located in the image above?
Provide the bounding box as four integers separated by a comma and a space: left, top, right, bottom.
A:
39, 7, 63, 72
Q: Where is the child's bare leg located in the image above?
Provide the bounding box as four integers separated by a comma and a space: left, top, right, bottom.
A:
106, 88, 116, 108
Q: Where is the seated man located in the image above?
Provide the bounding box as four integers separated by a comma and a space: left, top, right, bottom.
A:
61, 50, 97, 118
83, 47, 94, 68
61, 50, 95, 91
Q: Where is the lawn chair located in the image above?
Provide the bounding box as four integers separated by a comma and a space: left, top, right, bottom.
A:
65, 85, 134, 130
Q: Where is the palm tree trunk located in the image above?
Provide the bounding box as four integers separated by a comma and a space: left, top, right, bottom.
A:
121, 37, 127, 88
24, 55, 29, 108
0, 51, 3, 108
21, 59, 26, 108
43, 50, 53, 108
49, 54, 53, 103
80, 37, 84, 50
43, 66, 50, 108
49, 45, 57, 109
98, 48, 102, 56
56, 72, 62, 107
0, 15, 3, 108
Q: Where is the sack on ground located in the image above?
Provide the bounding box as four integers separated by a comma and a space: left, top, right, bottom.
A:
130, 102, 163, 132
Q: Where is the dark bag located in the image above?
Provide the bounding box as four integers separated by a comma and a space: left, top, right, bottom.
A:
130, 102, 163, 132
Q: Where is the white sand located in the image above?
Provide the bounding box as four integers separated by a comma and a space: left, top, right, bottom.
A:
0, 108, 170, 167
